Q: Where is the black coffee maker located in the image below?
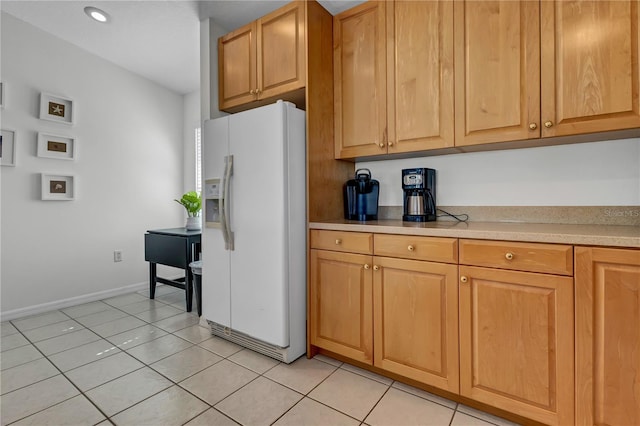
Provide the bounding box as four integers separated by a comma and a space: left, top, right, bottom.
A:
344, 169, 379, 221
402, 168, 436, 222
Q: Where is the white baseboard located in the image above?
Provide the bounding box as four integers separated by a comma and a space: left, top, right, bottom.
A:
1, 281, 149, 321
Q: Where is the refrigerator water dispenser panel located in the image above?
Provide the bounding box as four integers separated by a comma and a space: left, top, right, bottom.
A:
204, 178, 221, 228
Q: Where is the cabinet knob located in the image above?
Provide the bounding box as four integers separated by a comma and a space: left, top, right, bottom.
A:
529, 123, 538, 130
379, 143, 385, 148
256, 88, 262, 95
335, 239, 342, 245
544, 121, 553, 128
407, 245, 414, 252
505, 252, 514, 260
250, 89, 256, 95
388, 142, 394, 147
460, 276, 468, 283
364, 264, 370, 270
373, 265, 380, 271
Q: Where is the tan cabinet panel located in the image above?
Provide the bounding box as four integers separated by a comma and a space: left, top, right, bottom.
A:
459, 239, 573, 275
575, 247, 640, 426
257, 2, 305, 99
218, 1, 305, 112
541, 1, 640, 136
387, 0, 454, 153
310, 230, 373, 254
334, 1, 388, 158
455, 1, 540, 146
459, 266, 574, 425
218, 22, 257, 110
374, 234, 457, 264
309, 249, 373, 364
373, 257, 459, 392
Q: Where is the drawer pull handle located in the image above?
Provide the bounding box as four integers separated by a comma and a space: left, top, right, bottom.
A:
364, 264, 370, 270
335, 239, 342, 245
407, 245, 414, 252
505, 252, 514, 260
373, 265, 380, 271
460, 276, 468, 283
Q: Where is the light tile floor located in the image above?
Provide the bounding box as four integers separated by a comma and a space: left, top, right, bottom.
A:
0, 286, 522, 426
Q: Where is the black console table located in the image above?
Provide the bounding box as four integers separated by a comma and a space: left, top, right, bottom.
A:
144, 228, 201, 312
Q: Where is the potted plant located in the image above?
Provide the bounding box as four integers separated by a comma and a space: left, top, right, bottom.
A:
175, 191, 202, 230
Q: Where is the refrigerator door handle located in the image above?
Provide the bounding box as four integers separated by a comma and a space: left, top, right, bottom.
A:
220, 156, 230, 250
223, 154, 234, 250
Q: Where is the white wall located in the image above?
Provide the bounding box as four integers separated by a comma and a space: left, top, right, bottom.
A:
0, 12, 184, 316
358, 138, 640, 206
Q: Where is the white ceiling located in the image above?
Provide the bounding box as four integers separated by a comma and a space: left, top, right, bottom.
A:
1, 0, 364, 95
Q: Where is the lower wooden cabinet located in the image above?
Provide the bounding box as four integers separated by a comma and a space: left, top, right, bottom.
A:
309, 249, 373, 364
575, 247, 640, 426
309, 231, 460, 393
373, 256, 459, 392
459, 265, 574, 426
310, 230, 640, 425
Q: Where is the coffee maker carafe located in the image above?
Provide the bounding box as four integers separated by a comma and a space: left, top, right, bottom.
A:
402, 168, 436, 222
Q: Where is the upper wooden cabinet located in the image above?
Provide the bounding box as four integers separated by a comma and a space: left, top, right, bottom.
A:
575, 247, 640, 426
456, 0, 640, 147
386, 1, 454, 154
334, 1, 454, 159
334, 1, 387, 159
454, 1, 541, 146
541, 1, 640, 137
218, 2, 305, 112
218, 23, 256, 110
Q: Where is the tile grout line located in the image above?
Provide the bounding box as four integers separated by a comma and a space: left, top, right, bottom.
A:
2, 291, 194, 425
4, 288, 513, 426
3, 324, 114, 425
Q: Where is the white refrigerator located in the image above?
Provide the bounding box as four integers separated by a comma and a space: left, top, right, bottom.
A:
201, 100, 306, 363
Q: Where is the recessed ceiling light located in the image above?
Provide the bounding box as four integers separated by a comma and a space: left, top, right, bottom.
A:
84, 6, 110, 23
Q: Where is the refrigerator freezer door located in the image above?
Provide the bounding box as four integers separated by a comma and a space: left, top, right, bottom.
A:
228, 102, 294, 347
202, 117, 231, 327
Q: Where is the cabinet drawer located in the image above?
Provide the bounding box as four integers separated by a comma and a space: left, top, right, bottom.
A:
459, 239, 573, 276
310, 230, 373, 254
374, 234, 458, 264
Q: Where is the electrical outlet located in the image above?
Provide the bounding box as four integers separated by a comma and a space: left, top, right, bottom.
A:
114, 250, 123, 262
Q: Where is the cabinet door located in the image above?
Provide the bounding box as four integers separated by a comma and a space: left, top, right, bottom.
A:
541, 1, 640, 137
387, 1, 454, 153
309, 249, 373, 364
454, 1, 540, 146
459, 266, 574, 425
257, 2, 305, 100
334, 1, 387, 159
218, 22, 257, 111
575, 247, 640, 426
373, 257, 459, 392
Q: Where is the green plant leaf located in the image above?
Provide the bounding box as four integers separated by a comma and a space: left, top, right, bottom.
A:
175, 191, 202, 217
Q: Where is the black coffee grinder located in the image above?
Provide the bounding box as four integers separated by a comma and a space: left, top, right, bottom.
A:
402, 168, 436, 222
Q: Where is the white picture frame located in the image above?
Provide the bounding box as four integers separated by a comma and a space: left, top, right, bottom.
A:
0, 82, 4, 108
37, 133, 77, 160
39, 92, 74, 125
1, 129, 16, 166
41, 173, 75, 200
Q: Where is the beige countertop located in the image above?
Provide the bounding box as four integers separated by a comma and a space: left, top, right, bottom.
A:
309, 219, 640, 248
